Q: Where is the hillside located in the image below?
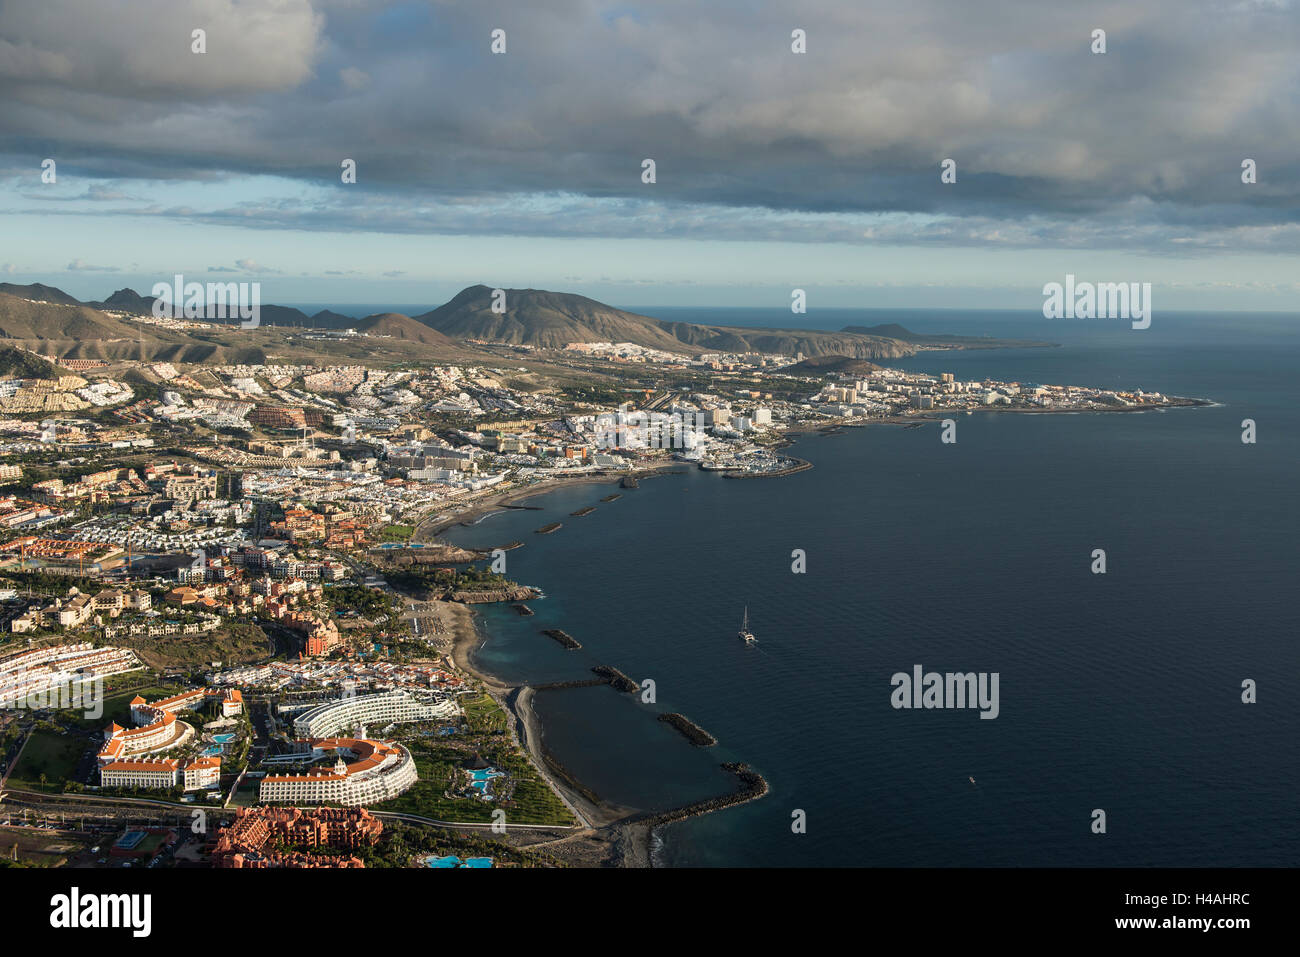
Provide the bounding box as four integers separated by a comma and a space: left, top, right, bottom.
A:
0, 346, 64, 379
85, 288, 157, 314
0, 293, 147, 340
0, 292, 490, 367
785, 355, 883, 376
355, 312, 463, 348
0, 283, 82, 306
310, 309, 355, 328
416, 285, 694, 352
0, 281, 1055, 366
416, 285, 965, 359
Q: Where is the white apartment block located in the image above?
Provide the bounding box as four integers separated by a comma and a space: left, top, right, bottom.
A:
291, 689, 460, 739
258, 738, 417, 806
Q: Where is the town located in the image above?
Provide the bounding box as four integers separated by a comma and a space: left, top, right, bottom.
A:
0, 325, 1200, 871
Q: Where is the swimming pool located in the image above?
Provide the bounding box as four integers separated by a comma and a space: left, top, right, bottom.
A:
423, 855, 494, 869
212, 733, 235, 744
468, 768, 503, 796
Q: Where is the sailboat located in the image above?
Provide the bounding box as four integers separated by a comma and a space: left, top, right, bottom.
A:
737, 606, 756, 643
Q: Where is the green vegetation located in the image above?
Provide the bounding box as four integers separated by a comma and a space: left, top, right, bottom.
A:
8, 731, 85, 792
461, 692, 508, 734
377, 524, 414, 543
360, 821, 559, 868
384, 563, 516, 595
324, 584, 398, 620
0, 346, 61, 379
121, 621, 270, 671
559, 383, 626, 404
375, 695, 573, 827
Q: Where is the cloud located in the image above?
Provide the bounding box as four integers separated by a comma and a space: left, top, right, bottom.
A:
233, 258, 281, 274
0, 0, 1296, 252
66, 258, 118, 271
339, 67, 370, 92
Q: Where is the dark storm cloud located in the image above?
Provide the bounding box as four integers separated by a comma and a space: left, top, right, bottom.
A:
1, 0, 1297, 247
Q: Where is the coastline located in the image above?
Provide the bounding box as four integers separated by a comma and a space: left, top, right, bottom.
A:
434, 475, 768, 868
443, 594, 654, 865
414, 463, 684, 541
419, 397, 1212, 865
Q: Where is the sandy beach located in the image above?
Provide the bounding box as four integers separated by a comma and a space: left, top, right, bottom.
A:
420, 461, 764, 867
438, 596, 647, 865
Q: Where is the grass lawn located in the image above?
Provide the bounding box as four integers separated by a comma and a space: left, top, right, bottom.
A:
461, 693, 508, 734
97, 685, 185, 725
9, 731, 86, 791
377, 694, 574, 827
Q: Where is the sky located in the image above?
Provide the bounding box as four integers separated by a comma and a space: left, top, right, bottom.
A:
1, 0, 1298, 312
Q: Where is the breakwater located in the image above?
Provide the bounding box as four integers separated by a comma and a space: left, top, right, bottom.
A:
535, 522, 563, 534
634, 763, 770, 860
449, 585, 540, 603
658, 713, 717, 747
721, 456, 813, 479
591, 665, 639, 693
542, 628, 582, 650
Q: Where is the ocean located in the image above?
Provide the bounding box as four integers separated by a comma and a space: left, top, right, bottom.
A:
439, 309, 1299, 867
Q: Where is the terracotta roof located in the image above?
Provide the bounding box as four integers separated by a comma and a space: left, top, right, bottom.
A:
101, 758, 179, 772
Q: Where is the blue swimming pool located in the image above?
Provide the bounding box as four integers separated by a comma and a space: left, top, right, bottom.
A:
468, 768, 503, 795
423, 855, 494, 869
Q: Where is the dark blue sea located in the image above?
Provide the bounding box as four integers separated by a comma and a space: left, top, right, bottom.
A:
440, 309, 1299, 867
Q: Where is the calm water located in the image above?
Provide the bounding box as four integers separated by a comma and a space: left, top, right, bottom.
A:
442, 310, 1299, 867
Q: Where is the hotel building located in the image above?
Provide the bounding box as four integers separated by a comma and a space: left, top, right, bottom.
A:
99, 755, 221, 791
258, 737, 416, 806
291, 689, 459, 738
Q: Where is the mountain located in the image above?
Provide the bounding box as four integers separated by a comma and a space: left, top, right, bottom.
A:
413, 285, 1020, 359
258, 304, 311, 327
0, 292, 145, 340
89, 288, 310, 327
0, 283, 82, 306
785, 355, 883, 376
0, 280, 1055, 366
354, 312, 463, 348
0, 292, 268, 363
415, 285, 693, 351
0, 291, 489, 366
310, 309, 355, 329
86, 288, 157, 314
